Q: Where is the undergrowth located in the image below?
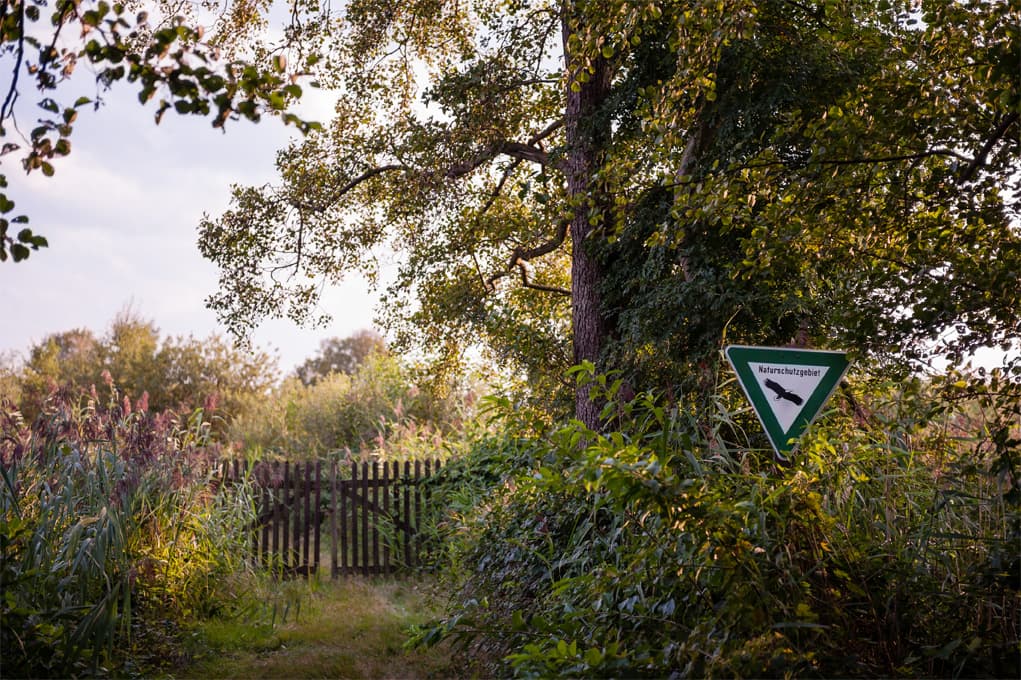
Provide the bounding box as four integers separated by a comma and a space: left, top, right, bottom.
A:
414, 363, 1020, 678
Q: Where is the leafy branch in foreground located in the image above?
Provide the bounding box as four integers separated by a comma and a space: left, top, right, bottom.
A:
0, 0, 321, 263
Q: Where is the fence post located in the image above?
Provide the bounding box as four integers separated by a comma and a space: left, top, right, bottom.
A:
330, 460, 338, 577
297, 462, 304, 572
260, 464, 271, 567
370, 461, 378, 575
414, 459, 423, 568
314, 460, 322, 575
282, 462, 291, 573
360, 461, 369, 576
349, 461, 357, 576
383, 461, 392, 576
303, 462, 312, 571
404, 460, 412, 568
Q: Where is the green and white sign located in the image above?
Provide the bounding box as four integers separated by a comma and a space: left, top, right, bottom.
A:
725, 345, 850, 459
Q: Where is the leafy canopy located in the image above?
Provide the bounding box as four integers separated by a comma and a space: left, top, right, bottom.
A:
200, 0, 1018, 410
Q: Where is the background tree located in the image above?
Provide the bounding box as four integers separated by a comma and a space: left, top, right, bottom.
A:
295, 329, 387, 385
18, 327, 105, 412
13, 311, 278, 426
0, 351, 20, 404
199, 0, 1017, 427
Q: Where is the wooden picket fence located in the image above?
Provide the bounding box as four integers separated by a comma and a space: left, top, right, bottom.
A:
219, 459, 443, 578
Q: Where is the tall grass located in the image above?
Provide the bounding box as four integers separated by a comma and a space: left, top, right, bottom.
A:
1, 381, 260, 677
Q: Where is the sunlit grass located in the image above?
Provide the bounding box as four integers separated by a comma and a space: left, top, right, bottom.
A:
178, 577, 456, 679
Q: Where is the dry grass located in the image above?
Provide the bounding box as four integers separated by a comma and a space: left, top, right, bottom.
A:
176, 577, 458, 679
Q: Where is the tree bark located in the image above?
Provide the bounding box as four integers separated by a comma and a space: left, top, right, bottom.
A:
562, 12, 613, 430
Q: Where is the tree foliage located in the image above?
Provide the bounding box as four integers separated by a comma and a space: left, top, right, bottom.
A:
199, 0, 1018, 425
0, 0, 320, 262
294, 329, 387, 385
12, 310, 277, 425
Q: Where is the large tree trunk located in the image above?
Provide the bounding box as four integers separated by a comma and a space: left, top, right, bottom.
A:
563, 14, 613, 430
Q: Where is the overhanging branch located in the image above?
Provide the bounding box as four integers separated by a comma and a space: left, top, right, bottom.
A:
959, 112, 1019, 184
700, 147, 978, 184
514, 258, 570, 296
296, 163, 405, 212
446, 129, 563, 179
528, 119, 564, 146
486, 219, 570, 295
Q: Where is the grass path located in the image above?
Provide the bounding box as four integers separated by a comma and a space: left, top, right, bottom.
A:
175, 578, 456, 679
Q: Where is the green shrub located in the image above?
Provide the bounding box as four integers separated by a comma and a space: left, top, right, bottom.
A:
418, 365, 1020, 678
229, 353, 468, 458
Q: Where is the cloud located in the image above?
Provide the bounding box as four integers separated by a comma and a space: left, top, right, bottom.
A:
0, 79, 379, 373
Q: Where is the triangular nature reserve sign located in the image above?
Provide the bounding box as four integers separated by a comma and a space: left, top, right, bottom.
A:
725, 345, 850, 460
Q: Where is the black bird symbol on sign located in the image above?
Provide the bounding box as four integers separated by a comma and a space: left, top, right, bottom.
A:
764, 378, 803, 405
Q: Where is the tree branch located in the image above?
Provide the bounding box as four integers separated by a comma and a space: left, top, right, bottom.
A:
516, 218, 568, 262
477, 158, 522, 218
486, 219, 570, 293
331, 163, 405, 199
958, 112, 1019, 184
697, 147, 977, 184
501, 141, 552, 166
515, 258, 570, 296
1, 2, 25, 125
296, 163, 405, 212
528, 118, 564, 146
446, 137, 560, 178
816, 148, 974, 166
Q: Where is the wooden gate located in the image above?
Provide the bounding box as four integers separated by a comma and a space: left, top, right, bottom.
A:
221, 459, 442, 578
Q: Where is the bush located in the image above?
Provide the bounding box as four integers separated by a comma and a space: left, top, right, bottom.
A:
419, 366, 1020, 678
229, 352, 469, 458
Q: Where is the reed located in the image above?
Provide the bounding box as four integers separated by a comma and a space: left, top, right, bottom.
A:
1, 382, 259, 677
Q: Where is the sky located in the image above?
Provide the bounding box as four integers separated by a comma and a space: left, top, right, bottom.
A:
1, 79, 384, 375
